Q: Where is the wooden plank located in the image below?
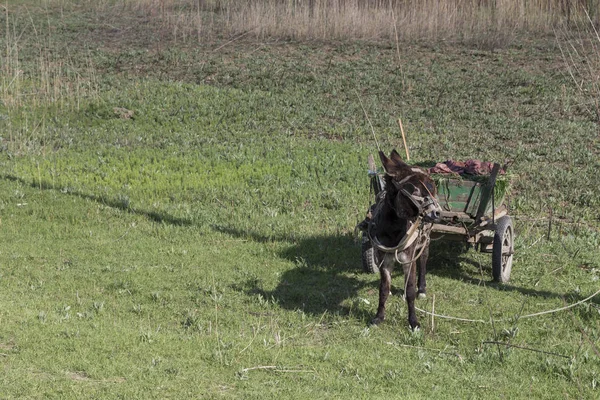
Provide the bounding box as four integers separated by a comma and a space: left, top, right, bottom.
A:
475, 163, 501, 221
477, 206, 508, 228
431, 232, 465, 241
439, 211, 472, 219
435, 178, 480, 213
465, 182, 482, 216
431, 224, 469, 235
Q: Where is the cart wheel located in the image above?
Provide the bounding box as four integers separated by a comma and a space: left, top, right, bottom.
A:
361, 231, 380, 274
492, 216, 514, 283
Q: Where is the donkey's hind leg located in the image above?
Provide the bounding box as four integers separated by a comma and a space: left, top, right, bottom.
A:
371, 253, 394, 325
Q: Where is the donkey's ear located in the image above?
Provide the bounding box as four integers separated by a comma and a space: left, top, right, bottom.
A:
390, 149, 408, 167
379, 151, 397, 174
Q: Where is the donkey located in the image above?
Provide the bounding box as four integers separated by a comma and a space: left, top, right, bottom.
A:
367, 150, 441, 330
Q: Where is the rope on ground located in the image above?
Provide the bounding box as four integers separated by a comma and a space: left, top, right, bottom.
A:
518, 288, 600, 319
415, 288, 600, 324
415, 306, 486, 323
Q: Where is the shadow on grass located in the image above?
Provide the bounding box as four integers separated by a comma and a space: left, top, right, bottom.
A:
217, 224, 599, 324
427, 240, 600, 316
6, 173, 596, 321
215, 225, 373, 320
2, 174, 192, 226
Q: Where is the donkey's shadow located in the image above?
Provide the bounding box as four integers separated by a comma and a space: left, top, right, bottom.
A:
217, 225, 599, 323
216, 226, 372, 318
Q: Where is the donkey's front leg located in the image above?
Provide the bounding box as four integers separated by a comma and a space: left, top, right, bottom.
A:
417, 245, 429, 299
371, 254, 394, 325
403, 259, 420, 330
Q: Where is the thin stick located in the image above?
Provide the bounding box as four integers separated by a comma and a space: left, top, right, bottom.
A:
237, 321, 261, 356
388, 342, 462, 358
506, 296, 528, 349
478, 262, 503, 361
567, 304, 600, 358
314, 165, 324, 190
355, 90, 379, 151
525, 235, 545, 249
212, 28, 257, 53
547, 207, 553, 240
397, 118, 410, 161
240, 366, 314, 373
431, 294, 436, 334
482, 341, 571, 359
390, 6, 405, 91
240, 366, 277, 373
37, 162, 42, 190
274, 369, 314, 373
211, 272, 223, 365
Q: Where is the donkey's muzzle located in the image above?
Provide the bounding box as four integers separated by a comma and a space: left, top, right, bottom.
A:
421, 196, 441, 223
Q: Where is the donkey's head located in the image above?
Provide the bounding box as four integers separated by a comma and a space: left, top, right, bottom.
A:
379, 150, 441, 223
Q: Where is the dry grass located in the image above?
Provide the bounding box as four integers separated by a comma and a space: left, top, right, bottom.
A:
557, 9, 600, 124
59, 0, 600, 44
2, 0, 599, 112
1, 3, 99, 156
1, 3, 98, 111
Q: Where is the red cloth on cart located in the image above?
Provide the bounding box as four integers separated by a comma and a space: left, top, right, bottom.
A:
428, 160, 504, 175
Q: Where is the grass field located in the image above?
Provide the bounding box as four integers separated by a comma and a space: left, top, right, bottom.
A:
1, 1, 599, 398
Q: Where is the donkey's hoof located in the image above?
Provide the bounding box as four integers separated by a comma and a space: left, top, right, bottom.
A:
417, 292, 427, 300
409, 317, 420, 331
370, 316, 384, 326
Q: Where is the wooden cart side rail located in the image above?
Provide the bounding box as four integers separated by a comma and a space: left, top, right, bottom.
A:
437, 205, 507, 226
431, 224, 469, 235
479, 206, 508, 227
439, 211, 473, 220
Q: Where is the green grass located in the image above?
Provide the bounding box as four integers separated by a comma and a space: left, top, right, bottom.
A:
1, 3, 599, 399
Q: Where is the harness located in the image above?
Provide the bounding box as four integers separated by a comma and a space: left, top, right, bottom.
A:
366, 174, 437, 264
391, 174, 438, 218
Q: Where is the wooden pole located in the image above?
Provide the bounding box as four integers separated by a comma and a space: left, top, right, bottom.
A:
397, 118, 410, 161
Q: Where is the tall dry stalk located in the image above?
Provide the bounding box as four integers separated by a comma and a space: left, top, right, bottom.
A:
0, 2, 99, 154
1, 3, 98, 110
557, 8, 600, 125
34, 0, 600, 44
67, 0, 597, 44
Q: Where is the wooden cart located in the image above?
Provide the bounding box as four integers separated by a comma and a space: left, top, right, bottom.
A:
361, 157, 514, 283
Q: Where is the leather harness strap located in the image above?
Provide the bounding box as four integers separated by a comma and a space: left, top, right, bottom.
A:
368, 216, 422, 254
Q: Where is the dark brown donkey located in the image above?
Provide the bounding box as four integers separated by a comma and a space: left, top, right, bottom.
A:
366, 150, 441, 330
